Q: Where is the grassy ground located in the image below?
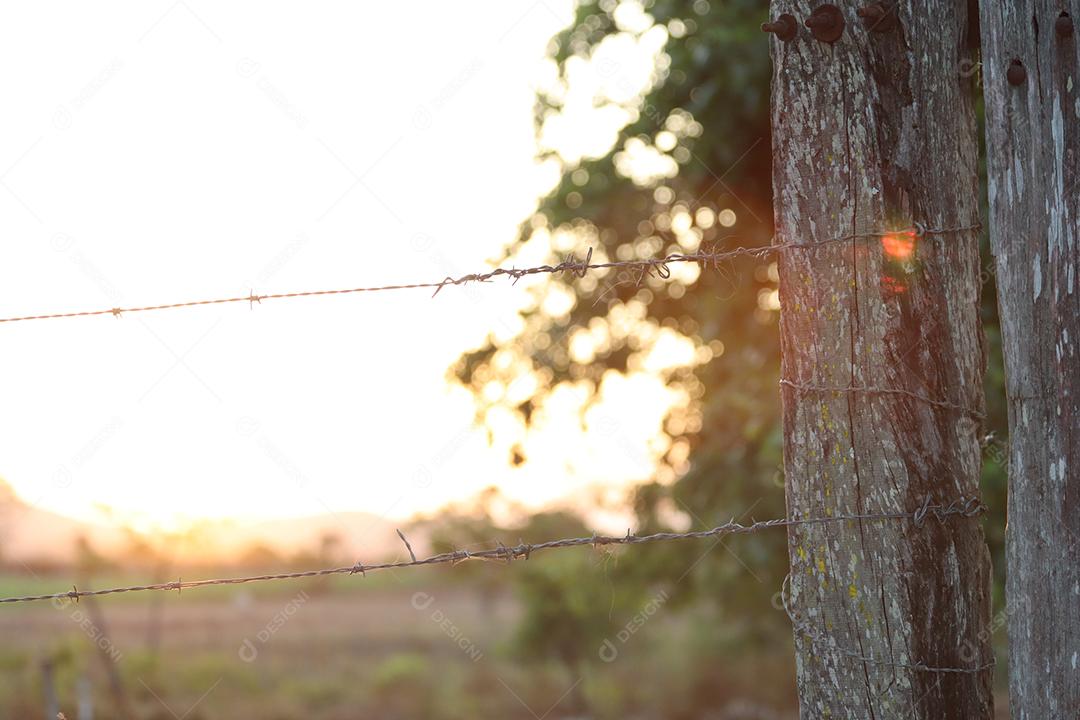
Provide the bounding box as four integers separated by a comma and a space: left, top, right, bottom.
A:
0, 569, 800, 720
0, 568, 1011, 719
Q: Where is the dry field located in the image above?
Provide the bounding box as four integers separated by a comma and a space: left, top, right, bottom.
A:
0, 570, 802, 720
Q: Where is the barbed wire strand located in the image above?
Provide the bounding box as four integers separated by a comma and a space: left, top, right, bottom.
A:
0, 223, 979, 325
779, 574, 995, 675
0, 496, 983, 605
779, 379, 985, 421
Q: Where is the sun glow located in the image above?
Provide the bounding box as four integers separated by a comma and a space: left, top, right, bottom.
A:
0, 0, 713, 553
881, 230, 916, 261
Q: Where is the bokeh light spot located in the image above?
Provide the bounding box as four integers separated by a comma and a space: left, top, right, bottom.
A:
882, 231, 916, 261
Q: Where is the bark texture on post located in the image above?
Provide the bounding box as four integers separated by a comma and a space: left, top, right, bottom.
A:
767, 2, 994, 717
980, 2, 1080, 717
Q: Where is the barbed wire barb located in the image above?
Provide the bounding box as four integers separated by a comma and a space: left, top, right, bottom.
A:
396, 528, 418, 562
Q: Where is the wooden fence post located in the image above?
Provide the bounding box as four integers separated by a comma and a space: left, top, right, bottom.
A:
766, 1, 994, 716
80, 595, 132, 720
76, 676, 93, 720
41, 658, 59, 720
979, 2, 1080, 715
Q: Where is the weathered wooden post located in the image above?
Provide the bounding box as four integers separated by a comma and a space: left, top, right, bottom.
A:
765, 1, 994, 716
76, 676, 93, 720
41, 657, 59, 720
979, 2, 1080, 716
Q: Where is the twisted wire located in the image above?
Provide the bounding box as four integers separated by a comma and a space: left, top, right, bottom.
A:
779, 379, 985, 421
0, 496, 983, 605
0, 223, 979, 325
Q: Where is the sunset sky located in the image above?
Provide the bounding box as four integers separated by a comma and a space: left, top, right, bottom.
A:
0, 2, 689, 532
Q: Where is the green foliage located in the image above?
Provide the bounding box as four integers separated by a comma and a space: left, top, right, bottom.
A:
370, 653, 440, 718
173, 653, 261, 693
372, 653, 431, 691
454, 0, 790, 644
511, 514, 617, 666
453, 0, 1008, 670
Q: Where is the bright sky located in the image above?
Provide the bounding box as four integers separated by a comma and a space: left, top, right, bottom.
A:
0, 1, 687, 533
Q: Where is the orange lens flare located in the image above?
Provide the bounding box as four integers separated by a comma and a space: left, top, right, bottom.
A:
881, 231, 916, 261
880, 275, 907, 294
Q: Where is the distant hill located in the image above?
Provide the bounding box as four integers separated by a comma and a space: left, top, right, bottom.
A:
0, 477, 415, 566
193, 511, 408, 563
0, 478, 129, 563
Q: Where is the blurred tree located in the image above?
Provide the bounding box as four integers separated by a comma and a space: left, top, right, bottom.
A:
238, 541, 284, 568
0, 478, 13, 565
453, 0, 790, 640
510, 510, 655, 715
416, 487, 520, 614
73, 535, 111, 577
453, 0, 1007, 659
316, 531, 343, 567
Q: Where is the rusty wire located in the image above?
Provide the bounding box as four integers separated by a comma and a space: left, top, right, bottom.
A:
0, 223, 979, 325
0, 496, 984, 605
779, 379, 985, 421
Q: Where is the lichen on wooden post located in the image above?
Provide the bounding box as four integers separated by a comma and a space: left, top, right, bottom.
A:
979, 1, 1080, 716
766, 1, 994, 717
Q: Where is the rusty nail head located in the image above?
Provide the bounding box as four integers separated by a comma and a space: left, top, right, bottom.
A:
856, 2, 898, 33
805, 4, 845, 44
1057, 12, 1074, 38
1007, 59, 1026, 86
761, 13, 799, 42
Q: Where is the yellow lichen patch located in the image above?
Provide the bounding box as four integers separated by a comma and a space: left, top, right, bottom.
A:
797, 546, 807, 561
817, 558, 827, 573
849, 584, 858, 599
